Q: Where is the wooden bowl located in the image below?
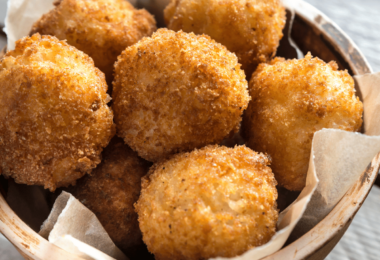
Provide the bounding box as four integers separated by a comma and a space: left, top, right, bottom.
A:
0, 1, 376, 260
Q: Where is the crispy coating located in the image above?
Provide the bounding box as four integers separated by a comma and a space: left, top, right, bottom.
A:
113, 29, 250, 162
164, 0, 286, 77
0, 34, 115, 191
68, 137, 150, 255
243, 54, 363, 191
135, 145, 278, 260
30, 0, 156, 86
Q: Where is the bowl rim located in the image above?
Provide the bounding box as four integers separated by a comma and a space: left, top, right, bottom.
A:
0, 1, 377, 260
262, 1, 376, 259
291, 0, 372, 75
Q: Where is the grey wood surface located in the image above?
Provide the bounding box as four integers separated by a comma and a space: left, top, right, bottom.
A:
325, 186, 380, 260
305, 0, 380, 73
0, 0, 379, 260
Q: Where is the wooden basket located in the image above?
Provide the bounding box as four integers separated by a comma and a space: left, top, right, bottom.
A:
0, 2, 377, 260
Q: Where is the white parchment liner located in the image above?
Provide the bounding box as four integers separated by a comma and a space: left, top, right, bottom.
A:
39, 191, 128, 260
3, 0, 380, 259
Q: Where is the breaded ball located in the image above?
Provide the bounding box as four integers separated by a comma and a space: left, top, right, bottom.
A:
68, 137, 150, 256
243, 54, 363, 191
164, 0, 286, 77
0, 34, 115, 191
135, 145, 278, 260
113, 29, 250, 162
30, 0, 156, 85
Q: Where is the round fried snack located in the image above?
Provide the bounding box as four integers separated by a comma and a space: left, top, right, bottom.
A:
113, 29, 250, 162
243, 54, 363, 191
164, 0, 286, 77
30, 0, 156, 85
68, 137, 150, 255
135, 145, 278, 260
0, 34, 115, 191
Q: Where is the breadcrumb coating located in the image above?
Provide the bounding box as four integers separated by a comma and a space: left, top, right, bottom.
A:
113, 29, 250, 162
135, 145, 278, 260
0, 34, 115, 191
164, 0, 286, 77
68, 137, 150, 255
30, 0, 156, 86
243, 53, 363, 191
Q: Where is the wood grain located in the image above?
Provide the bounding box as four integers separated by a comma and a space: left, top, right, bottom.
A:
305, 0, 380, 72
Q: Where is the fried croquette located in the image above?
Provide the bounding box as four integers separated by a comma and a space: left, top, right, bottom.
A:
0, 34, 115, 191
164, 0, 286, 77
243, 53, 363, 191
113, 29, 250, 162
135, 145, 278, 260
68, 137, 150, 255
30, 0, 156, 86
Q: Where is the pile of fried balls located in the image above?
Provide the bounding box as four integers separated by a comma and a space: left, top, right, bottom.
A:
0, 0, 363, 259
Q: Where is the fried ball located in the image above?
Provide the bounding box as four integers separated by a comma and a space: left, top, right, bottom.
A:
30, 0, 156, 86
243, 53, 363, 191
113, 29, 250, 162
68, 137, 150, 255
164, 0, 286, 77
0, 34, 115, 191
135, 145, 278, 260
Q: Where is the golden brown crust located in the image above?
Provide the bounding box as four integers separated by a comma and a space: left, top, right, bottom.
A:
164, 0, 286, 77
0, 34, 115, 191
68, 137, 150, 255
243, 53, 363, 191
135, 145, 278, 260
30, 0, 156, 86
112, 29, 250, 162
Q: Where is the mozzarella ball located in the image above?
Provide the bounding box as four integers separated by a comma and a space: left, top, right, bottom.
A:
31, 0, 156, 86
0, 34, 115, 191
243, 54, 363, 191
164, 0, 286, 76
68, 137, 150, 255
135, 145, 278, 260
112, 29, 250, 162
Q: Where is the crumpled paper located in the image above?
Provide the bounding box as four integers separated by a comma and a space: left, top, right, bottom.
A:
356, 72, 380, 136
4, 0, 55, 50
289, 128, 380, 241
52, 235, 125, 260
3, 0, 380, 259
39, 191, 128, 260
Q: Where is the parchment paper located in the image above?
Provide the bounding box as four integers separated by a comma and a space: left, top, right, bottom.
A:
356, 72, 380, 136
52, 235, 125, 260
4, 0, 380, 259
39, 191, 128, 260
4, 0, 55, 50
